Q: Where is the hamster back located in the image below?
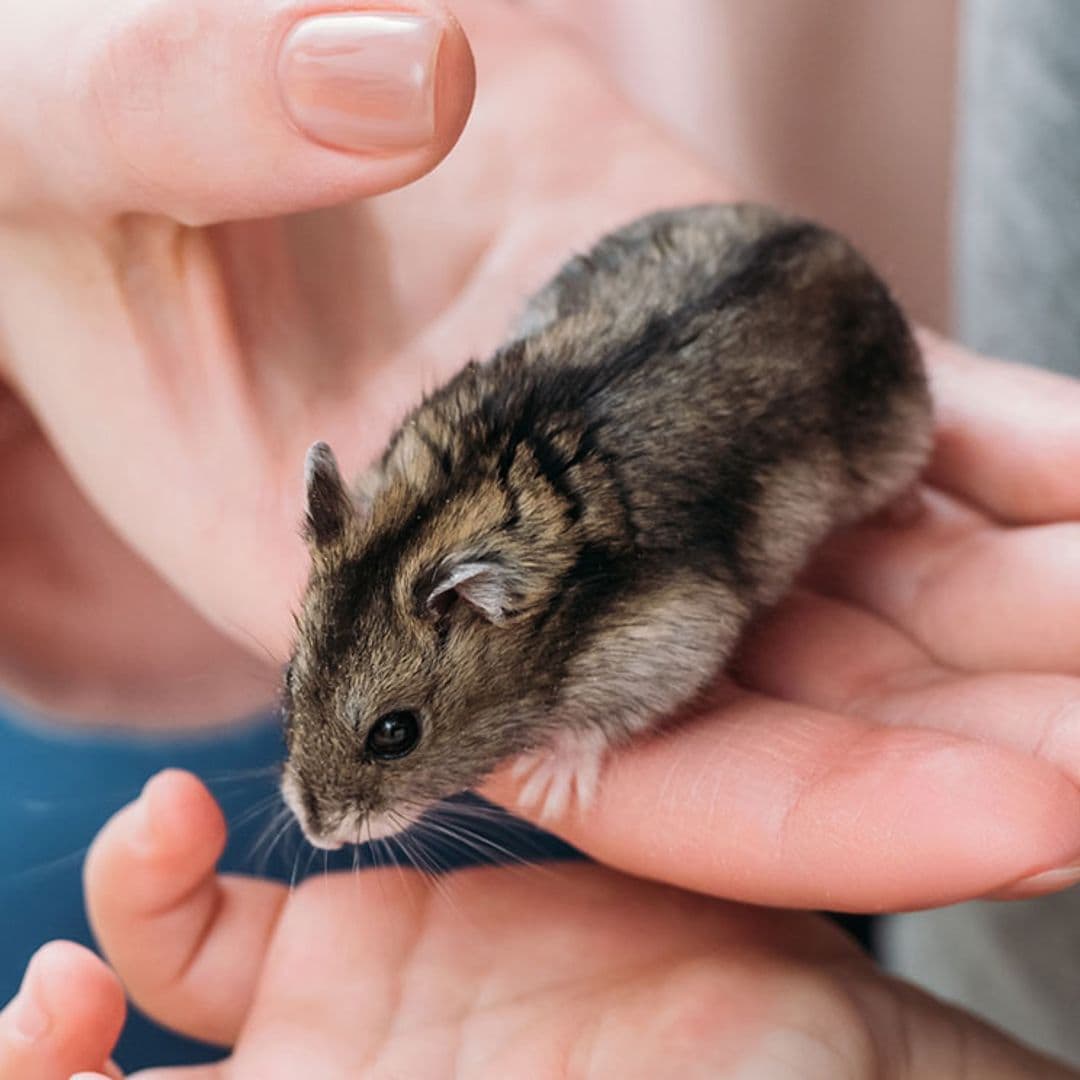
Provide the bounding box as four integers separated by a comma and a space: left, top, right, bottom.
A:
281, 203, 932, 844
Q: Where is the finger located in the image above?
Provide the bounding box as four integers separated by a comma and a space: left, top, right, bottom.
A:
810, 488, 1080, 673
922, 329, 1080, 524
85, 770, 287, 1046
70, 1066, 124, 1080
741, 589, 1080, 786
855, 971, 1078, 1079
2, 0, 474, 223
739, 590, 1080, 897
484, 689, 1080, 912
0, 941, 125, 1080
79, 1070, 218, 1080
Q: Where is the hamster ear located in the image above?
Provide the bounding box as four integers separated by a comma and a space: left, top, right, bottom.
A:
303, 442, 353, 548
425, 560, 517, 625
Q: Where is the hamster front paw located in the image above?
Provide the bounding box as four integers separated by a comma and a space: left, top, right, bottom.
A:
511, 727, 610, 822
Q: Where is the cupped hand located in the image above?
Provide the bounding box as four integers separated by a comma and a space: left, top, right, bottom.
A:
4, 770, 1075, 1080
489, 332, 1080, 910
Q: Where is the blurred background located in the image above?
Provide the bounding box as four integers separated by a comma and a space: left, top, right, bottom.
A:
530, 0, 959, 333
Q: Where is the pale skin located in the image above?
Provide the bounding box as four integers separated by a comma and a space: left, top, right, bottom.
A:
0, 770, 1074, 1079
2, 0, 1080, 1074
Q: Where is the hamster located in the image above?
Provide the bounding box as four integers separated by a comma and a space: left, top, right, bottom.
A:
280, 203, 932, 849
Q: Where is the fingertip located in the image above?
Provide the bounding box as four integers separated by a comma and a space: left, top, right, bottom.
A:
102, 767, 225, 865
86, 769, 226, 932
922, 331, 1080, 523
29, 941, 126, 1035
140, 769, 227, 857
75, 0, 476, 221
269, 0, 477, 211
986, 864, 1080, 901
1, 941, 124, 1078
276, 2, 476, 154
83, 767, 286, 1047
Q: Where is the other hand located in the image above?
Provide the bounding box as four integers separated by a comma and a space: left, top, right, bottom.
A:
3, 770, 1074, 1079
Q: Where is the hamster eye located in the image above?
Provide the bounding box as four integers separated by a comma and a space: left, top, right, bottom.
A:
365, 710, 421, 761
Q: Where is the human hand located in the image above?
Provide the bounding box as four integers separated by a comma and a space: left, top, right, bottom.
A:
3, 770, 1074, 1080
0, 0, 722, 723
0, 0, 474, 721
485, 332, 1080, 911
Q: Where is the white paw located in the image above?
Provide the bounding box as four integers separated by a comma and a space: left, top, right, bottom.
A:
511, 728, 608, 822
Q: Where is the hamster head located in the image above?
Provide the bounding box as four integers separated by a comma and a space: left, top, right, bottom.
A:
281, 440, 577, 849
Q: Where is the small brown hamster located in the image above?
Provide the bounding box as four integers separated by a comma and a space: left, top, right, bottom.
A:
280, 203, 932, 849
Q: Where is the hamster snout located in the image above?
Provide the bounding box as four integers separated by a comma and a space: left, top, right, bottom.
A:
280, 770, 424, 849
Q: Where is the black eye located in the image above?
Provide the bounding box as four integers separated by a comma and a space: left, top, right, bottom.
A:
365, 710, 421, 761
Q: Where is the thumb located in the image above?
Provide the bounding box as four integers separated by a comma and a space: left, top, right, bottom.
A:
2, 0, 474, 223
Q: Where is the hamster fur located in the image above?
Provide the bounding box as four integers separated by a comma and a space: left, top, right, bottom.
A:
281, 203, 932, 848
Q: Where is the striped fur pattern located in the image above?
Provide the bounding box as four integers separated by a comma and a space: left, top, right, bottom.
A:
281, 203, 932, 845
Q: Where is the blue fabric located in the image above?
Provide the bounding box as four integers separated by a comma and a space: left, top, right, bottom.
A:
0, 703, 576, 1070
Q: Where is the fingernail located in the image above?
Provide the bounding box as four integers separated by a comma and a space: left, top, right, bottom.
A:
1004, 862, 1080, 897
278, 11, 444, 153
9, 970, 49, 1042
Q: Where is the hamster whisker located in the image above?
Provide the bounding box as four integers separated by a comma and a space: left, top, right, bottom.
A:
389, 818, 447, 886
174, 665, 280, 693
226, 791, 286, 835
414, 815, 551, 880
363, 823, 402, 913
301, 841, 321, 883
5, 844, 90, 886
201, 765, 282, 785
386, 827, 432, 887
288, 843, 304, 893
250, 805, 296, 874
9, 780, 148, 814
386, 839, 417, 908
424, 802, 570, 867
221, 620, 287, 673
429, 818, 530, 872
400, 838, 470, 925
247, 802, 289, 863
426, 796, 515, 820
